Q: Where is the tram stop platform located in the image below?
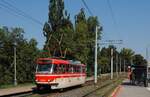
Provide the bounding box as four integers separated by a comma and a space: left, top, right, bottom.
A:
116, 79, 150, 97
0, 85, 35, 96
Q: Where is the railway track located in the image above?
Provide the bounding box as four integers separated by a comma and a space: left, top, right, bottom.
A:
1, 74, 124, 97
0, 78, 94, 97
30, 76, 118, 97
37, 78, 120, 97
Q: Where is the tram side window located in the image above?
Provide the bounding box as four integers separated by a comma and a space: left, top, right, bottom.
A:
57, 64, 63, 74
73, 65, 76, 73
66, 64, 69, 73
72, 66, 81, 73
61, 64, 66, 73
53, 64, 66, 74
76, 66, 80, 73
73, 66, 80, 73
82, 66, 85, 73
69, 65, 74, 73
76, 66, 78, 73
53, 64, 58, 74
79, 66, 82, 73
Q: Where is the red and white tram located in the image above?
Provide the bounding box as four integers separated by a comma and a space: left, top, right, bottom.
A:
35, 58, 86, 89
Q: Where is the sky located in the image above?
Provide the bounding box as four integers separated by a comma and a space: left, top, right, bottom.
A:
0, 0, 150, 58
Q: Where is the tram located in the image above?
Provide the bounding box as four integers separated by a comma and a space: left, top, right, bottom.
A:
35, 58, 86, 89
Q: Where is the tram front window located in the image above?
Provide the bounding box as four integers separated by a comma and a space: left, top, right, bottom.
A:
37, 64, 53, 73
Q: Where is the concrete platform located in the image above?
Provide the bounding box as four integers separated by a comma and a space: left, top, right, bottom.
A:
117, 79, 150, 97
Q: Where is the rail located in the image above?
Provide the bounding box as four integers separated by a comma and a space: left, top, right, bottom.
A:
0, 73, 124, 97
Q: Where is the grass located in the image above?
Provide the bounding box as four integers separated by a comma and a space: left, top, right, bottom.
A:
94, 76, 124, 97
0, 83, 35, 89
103, 79, 123, 97
27, 94, 41, 97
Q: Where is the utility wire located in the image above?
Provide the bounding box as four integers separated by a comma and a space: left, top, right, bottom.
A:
81, 0, 93, 16
106, 0, 123, 43
1, 0, 43, 26
0, 5, 20, 18
106, 0, 117, 26
0, 3, 28, 21
0, 0, 43, 26
0, 7, 30, 27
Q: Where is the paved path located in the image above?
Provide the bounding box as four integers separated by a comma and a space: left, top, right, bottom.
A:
0, 85, 35, 96
117, 79, 150, 97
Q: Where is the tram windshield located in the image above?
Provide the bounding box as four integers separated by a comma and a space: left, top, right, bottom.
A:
36, 64, 53, 73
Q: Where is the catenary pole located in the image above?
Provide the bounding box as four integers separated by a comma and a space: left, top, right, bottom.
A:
116, 53, 118, 77
119, 57, 122, 74
94, 26, 98, 84
14, 42, 17, 86
111, 48, 113, 79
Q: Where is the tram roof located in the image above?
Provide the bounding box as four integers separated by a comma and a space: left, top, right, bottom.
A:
37, 58, 69, 64
37, 58, 85, 66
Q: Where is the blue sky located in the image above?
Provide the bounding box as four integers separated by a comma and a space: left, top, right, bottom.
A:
0, 0, 150, 58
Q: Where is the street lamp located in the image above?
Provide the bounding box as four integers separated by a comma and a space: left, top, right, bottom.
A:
14, 42, 17, 86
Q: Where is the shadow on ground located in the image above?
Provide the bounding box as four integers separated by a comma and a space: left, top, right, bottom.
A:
121, 80, 147, 87
31, 85, 83, 95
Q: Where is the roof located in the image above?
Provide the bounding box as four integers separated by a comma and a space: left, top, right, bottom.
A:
37, 58, 85, 66
37, 58, 69, 64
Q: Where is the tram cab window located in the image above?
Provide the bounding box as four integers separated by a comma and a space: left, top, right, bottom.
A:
37, 63, 52, 73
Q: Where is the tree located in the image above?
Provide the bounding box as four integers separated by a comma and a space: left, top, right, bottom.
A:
133, 54, 147, 66
120, 48, 135, 65
98, 45, 118, 74
43, 0, 74, 58
74, 9, 102, 75
43, 0, 102, 76
98, 57, 109, 73
74, 8, 89, 63
0, 26, 39, 85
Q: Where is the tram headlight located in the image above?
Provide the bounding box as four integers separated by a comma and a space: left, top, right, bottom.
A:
48, 79, 51, 82
48, 79, 53, 82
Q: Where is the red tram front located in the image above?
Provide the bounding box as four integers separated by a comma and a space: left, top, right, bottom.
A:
35, 58, 86, 89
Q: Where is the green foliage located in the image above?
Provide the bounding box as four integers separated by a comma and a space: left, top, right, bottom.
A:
133, 54, 147, 66
43, 1, 102, 76
120, 48, 135, 67
43, 0, 73, 57
120, 48, 135, 60
0, 27, 39, 85
74, 8, 89, 63
98, 57, 109, 73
